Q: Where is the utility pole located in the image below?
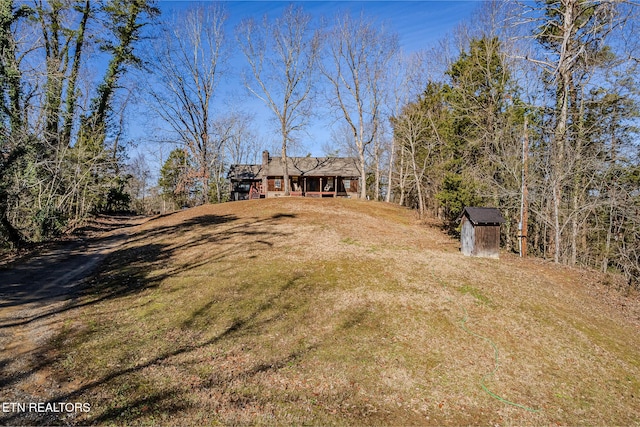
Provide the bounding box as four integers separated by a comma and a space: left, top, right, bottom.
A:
520, 116, 529, 257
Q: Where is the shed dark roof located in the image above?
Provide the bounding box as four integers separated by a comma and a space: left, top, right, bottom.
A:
462, 207, 505, 226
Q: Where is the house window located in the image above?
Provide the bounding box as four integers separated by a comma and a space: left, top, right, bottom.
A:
344, 179, 351, 190
275, 178, 281, 190
236, 183, 250, 192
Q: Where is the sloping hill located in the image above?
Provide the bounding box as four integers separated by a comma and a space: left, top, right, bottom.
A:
8, 198, 640, 425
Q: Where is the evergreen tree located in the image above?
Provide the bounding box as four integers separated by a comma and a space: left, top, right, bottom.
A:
159, 149, 191, 210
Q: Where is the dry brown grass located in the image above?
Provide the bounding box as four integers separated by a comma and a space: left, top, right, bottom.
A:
5, 198, 640, 426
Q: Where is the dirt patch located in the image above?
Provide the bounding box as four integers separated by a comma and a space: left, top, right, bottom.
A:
0, 215, 145, 268
0, 214, 149, 426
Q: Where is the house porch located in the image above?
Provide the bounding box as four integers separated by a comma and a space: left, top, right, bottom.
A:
265, 175, 357, 198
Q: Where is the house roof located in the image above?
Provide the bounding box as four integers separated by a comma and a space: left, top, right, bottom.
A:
461, 207, 505, 225
228, 154, 360, 180
265, 156, 360, 177
227, 164, 263, 180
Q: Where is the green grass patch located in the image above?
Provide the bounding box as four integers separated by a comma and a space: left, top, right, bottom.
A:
340, 237, 359, 245
457, 284, 493, 306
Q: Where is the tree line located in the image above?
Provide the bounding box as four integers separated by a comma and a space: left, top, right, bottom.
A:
390, 1, 640, 288
1, 0, 158, 244
153, 4, 398, 207
2, 1, 639, 289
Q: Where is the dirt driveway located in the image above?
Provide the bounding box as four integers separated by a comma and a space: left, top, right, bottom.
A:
0, 215, 146, 425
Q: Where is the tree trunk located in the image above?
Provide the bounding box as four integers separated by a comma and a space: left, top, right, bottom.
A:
282, 131, 290, 196
358, 148, 367, 199
63, 0, 91, 147
602, 201, 614, 273
385, 137, 395, 203
552, 184, 561, 263
398, 150, 407, 206
411, 153, 425, 217
1, 215, 23, 247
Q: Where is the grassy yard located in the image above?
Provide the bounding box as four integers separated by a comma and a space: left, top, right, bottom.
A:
11, 198, 640, 425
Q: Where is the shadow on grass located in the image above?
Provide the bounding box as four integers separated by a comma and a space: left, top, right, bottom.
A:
88, 388, 190, 425
2, 271, 317, 425
0, 212, 256, 327
86, 212, 293, 300
71, 214, 142, 236
0, 209, 310, 425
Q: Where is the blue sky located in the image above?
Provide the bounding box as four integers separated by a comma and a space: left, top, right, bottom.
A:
210, 1, 475, 52
134, 1, 478, 169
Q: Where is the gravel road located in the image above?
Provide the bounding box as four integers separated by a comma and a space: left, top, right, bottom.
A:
0, 216, 145, 425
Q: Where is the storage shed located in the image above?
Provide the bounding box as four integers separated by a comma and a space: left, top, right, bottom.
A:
460, 207, 505, 258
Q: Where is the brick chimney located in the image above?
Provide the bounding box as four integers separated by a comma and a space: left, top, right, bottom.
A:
262, 150, 269, 167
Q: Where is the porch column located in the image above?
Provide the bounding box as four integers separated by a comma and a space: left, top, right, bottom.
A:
335, 176, 338, 197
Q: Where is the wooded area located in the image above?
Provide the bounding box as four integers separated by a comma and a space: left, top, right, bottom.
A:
0, 0, 158, 242
1, 0, 639, 288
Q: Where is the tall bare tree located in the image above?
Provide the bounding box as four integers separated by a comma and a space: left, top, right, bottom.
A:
524, 0, 628, 263
321, 12, 398, 199
146, 4, 228, 204
222, 110, 260, 166
385, 50, 431, 203
236, 5, 320, 196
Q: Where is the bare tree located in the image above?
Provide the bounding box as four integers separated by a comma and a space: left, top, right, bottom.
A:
391, 103, 430, 216
371, 120, 384, 201
223, 110, 260, 166
0, 0, 156, 242
236, 5, 320, 196
321, 12, 398, 199
126, 151, 151, 213
385, 50, 431, 203
391, 82, 449, 218
146, 4, 228, 204
521, 0, 629, 263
